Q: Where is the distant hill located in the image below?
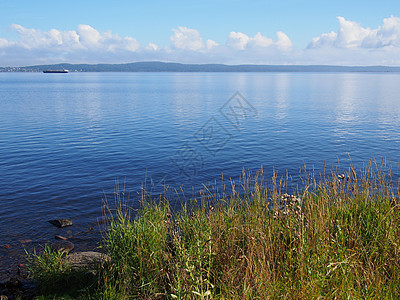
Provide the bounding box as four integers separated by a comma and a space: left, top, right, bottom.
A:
1, 62, 400, 73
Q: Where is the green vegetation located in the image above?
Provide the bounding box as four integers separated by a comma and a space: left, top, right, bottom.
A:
27, 161, 400, 299
25, 245, 97, 299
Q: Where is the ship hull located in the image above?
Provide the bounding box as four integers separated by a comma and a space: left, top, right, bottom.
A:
43, 70, 69, 73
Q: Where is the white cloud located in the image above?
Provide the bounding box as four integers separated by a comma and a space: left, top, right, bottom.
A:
368, 15, 400, 48
0, 24, 146, 66
77, 24, 101, 48
7, 24, 140, 53
309, 15, 400, 49
170, 26, 206, 51
302, 16, 400, 65
226, 31, 292, 51
169, 26, 219, 52
249, 32, 273, 48
309, 31, 337, 48
75, 25, 140, 52
146, 43, 159, 51
9, 24, 81, 50
227, 32, 250, 50
1, 17, 400, 67
275, 31, 293, 51
206, 39, 218, 50
122, 37, 140, 52
0, 37, 9, 48
336, 16, 371, 48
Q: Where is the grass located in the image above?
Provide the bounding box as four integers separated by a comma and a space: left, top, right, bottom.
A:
25, 245, 97, 299
27, 160, 400, 299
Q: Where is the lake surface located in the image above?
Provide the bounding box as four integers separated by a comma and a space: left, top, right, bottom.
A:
1, 72, 400, 277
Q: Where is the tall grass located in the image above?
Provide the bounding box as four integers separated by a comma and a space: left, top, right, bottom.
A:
29, 160, 400, 299
25, 245, 97, 298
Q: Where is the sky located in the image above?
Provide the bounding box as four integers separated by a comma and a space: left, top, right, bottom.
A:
1, 0, 400, 66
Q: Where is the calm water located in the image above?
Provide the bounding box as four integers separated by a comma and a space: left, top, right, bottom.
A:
1, 72, 400, 276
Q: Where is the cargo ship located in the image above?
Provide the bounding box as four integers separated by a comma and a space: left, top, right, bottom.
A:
43, 69, 69, 73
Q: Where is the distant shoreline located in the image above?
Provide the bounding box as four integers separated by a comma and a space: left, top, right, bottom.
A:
2, 61, 400, 73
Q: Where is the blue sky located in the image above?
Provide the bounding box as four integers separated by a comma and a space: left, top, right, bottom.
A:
1, 0, 400, 66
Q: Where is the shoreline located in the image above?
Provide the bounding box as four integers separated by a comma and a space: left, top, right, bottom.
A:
0, 220, 103, 281
10, 164, 400, 299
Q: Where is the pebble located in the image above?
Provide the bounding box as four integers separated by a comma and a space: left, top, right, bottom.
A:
48, 219, 73, 228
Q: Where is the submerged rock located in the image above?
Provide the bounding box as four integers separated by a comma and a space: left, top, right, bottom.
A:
51, 241, 74, 254
48, 219, 73, 228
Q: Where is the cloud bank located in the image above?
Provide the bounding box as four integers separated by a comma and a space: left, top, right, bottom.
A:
1, 16, 400, 66
309, 16, 400, 49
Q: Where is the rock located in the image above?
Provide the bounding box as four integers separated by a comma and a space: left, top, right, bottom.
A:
48, 219, 73, 228
55, 235, 68, 240
51, 241, 74, 254
66, 252, 110, 273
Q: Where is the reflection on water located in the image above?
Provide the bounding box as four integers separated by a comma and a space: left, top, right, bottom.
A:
335, 75, 359, 124
274, 73, 290, 120
333, 75, 361, 141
